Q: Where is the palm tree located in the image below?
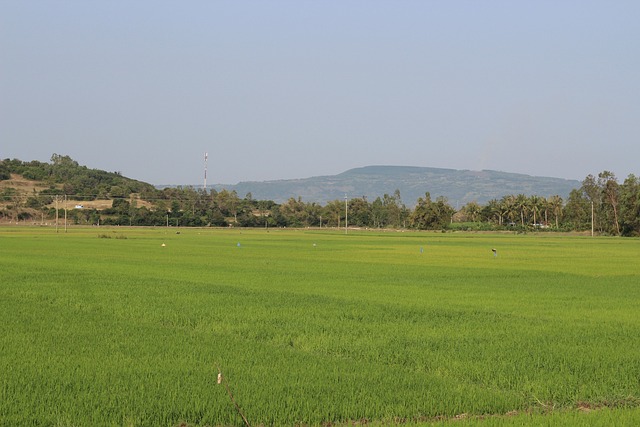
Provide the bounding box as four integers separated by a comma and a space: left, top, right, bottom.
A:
501, 195, 517, 225
463, 201, 481, 222
529, 195, 544, 226
548, 195, 563, 228
541, 196, 550, 226
486, 199, 502, 225
515, 194, 529, 226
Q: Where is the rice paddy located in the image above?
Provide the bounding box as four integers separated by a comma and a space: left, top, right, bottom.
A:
1, 227, 639, 426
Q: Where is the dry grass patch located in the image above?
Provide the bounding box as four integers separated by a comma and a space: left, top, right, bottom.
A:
0, 174, 59, 192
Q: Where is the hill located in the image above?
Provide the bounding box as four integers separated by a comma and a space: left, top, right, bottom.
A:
3, 156, 580, 207
212, 165, 581, 206
1, 155, 157, 201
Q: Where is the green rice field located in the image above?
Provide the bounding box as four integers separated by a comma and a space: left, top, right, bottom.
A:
1, 227, 639, 426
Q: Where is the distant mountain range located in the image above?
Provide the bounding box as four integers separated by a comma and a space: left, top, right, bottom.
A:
207, 166, 581, 207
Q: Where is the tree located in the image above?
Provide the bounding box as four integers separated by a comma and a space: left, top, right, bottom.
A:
112, 198, 130, 214
460, 201, 481, 222
514, 194, 529, 226
387, 190, 406, 228
563, 189, 590, 231
483, 199, 502, 225
411, 192, 433, 229
50, 154, 80, 182
347, 197, 371, 227
255, 200, 273, 228
434, 196, 455, 227
216, 189, 241, 224
370, 197, 386, 228
548, 195, 563, 228
501, 195, 517, 225
581, 174, 602, 233
304, 202, 323, 228
324, 200, 344, 228
279, 197, 308, 227
529, 195, 544, 226
0, 161, 10, 180
410, 193, 454, 230
598, 171, 621, 235
619, 174, 640, 236
169, 200, 181, 225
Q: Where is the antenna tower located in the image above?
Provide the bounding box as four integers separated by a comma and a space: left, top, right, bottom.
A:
203, 152, 208, 190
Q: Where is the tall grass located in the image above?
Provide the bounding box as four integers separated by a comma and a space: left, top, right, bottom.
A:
0, 227, 639, 425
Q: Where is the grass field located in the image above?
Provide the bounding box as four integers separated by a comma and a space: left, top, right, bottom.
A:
1, 226, 639, 426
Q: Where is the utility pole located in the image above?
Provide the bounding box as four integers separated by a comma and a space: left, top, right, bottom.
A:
344, 194, 348, 235
55, 196, 59, 233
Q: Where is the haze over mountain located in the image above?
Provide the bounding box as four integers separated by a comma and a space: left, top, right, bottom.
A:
205, 166, 580, 207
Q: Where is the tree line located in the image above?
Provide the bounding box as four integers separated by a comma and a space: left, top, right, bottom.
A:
2, 157, 639, 236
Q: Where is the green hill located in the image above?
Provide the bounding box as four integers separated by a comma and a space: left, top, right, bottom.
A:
214, 165, 580, 206
2, 156, 581, 209
0, 155, 156, 200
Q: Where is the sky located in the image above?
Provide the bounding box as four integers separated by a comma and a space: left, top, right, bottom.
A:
2, 1, 639, 185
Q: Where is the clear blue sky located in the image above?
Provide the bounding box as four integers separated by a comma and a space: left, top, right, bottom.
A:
2, 1, 639, 185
